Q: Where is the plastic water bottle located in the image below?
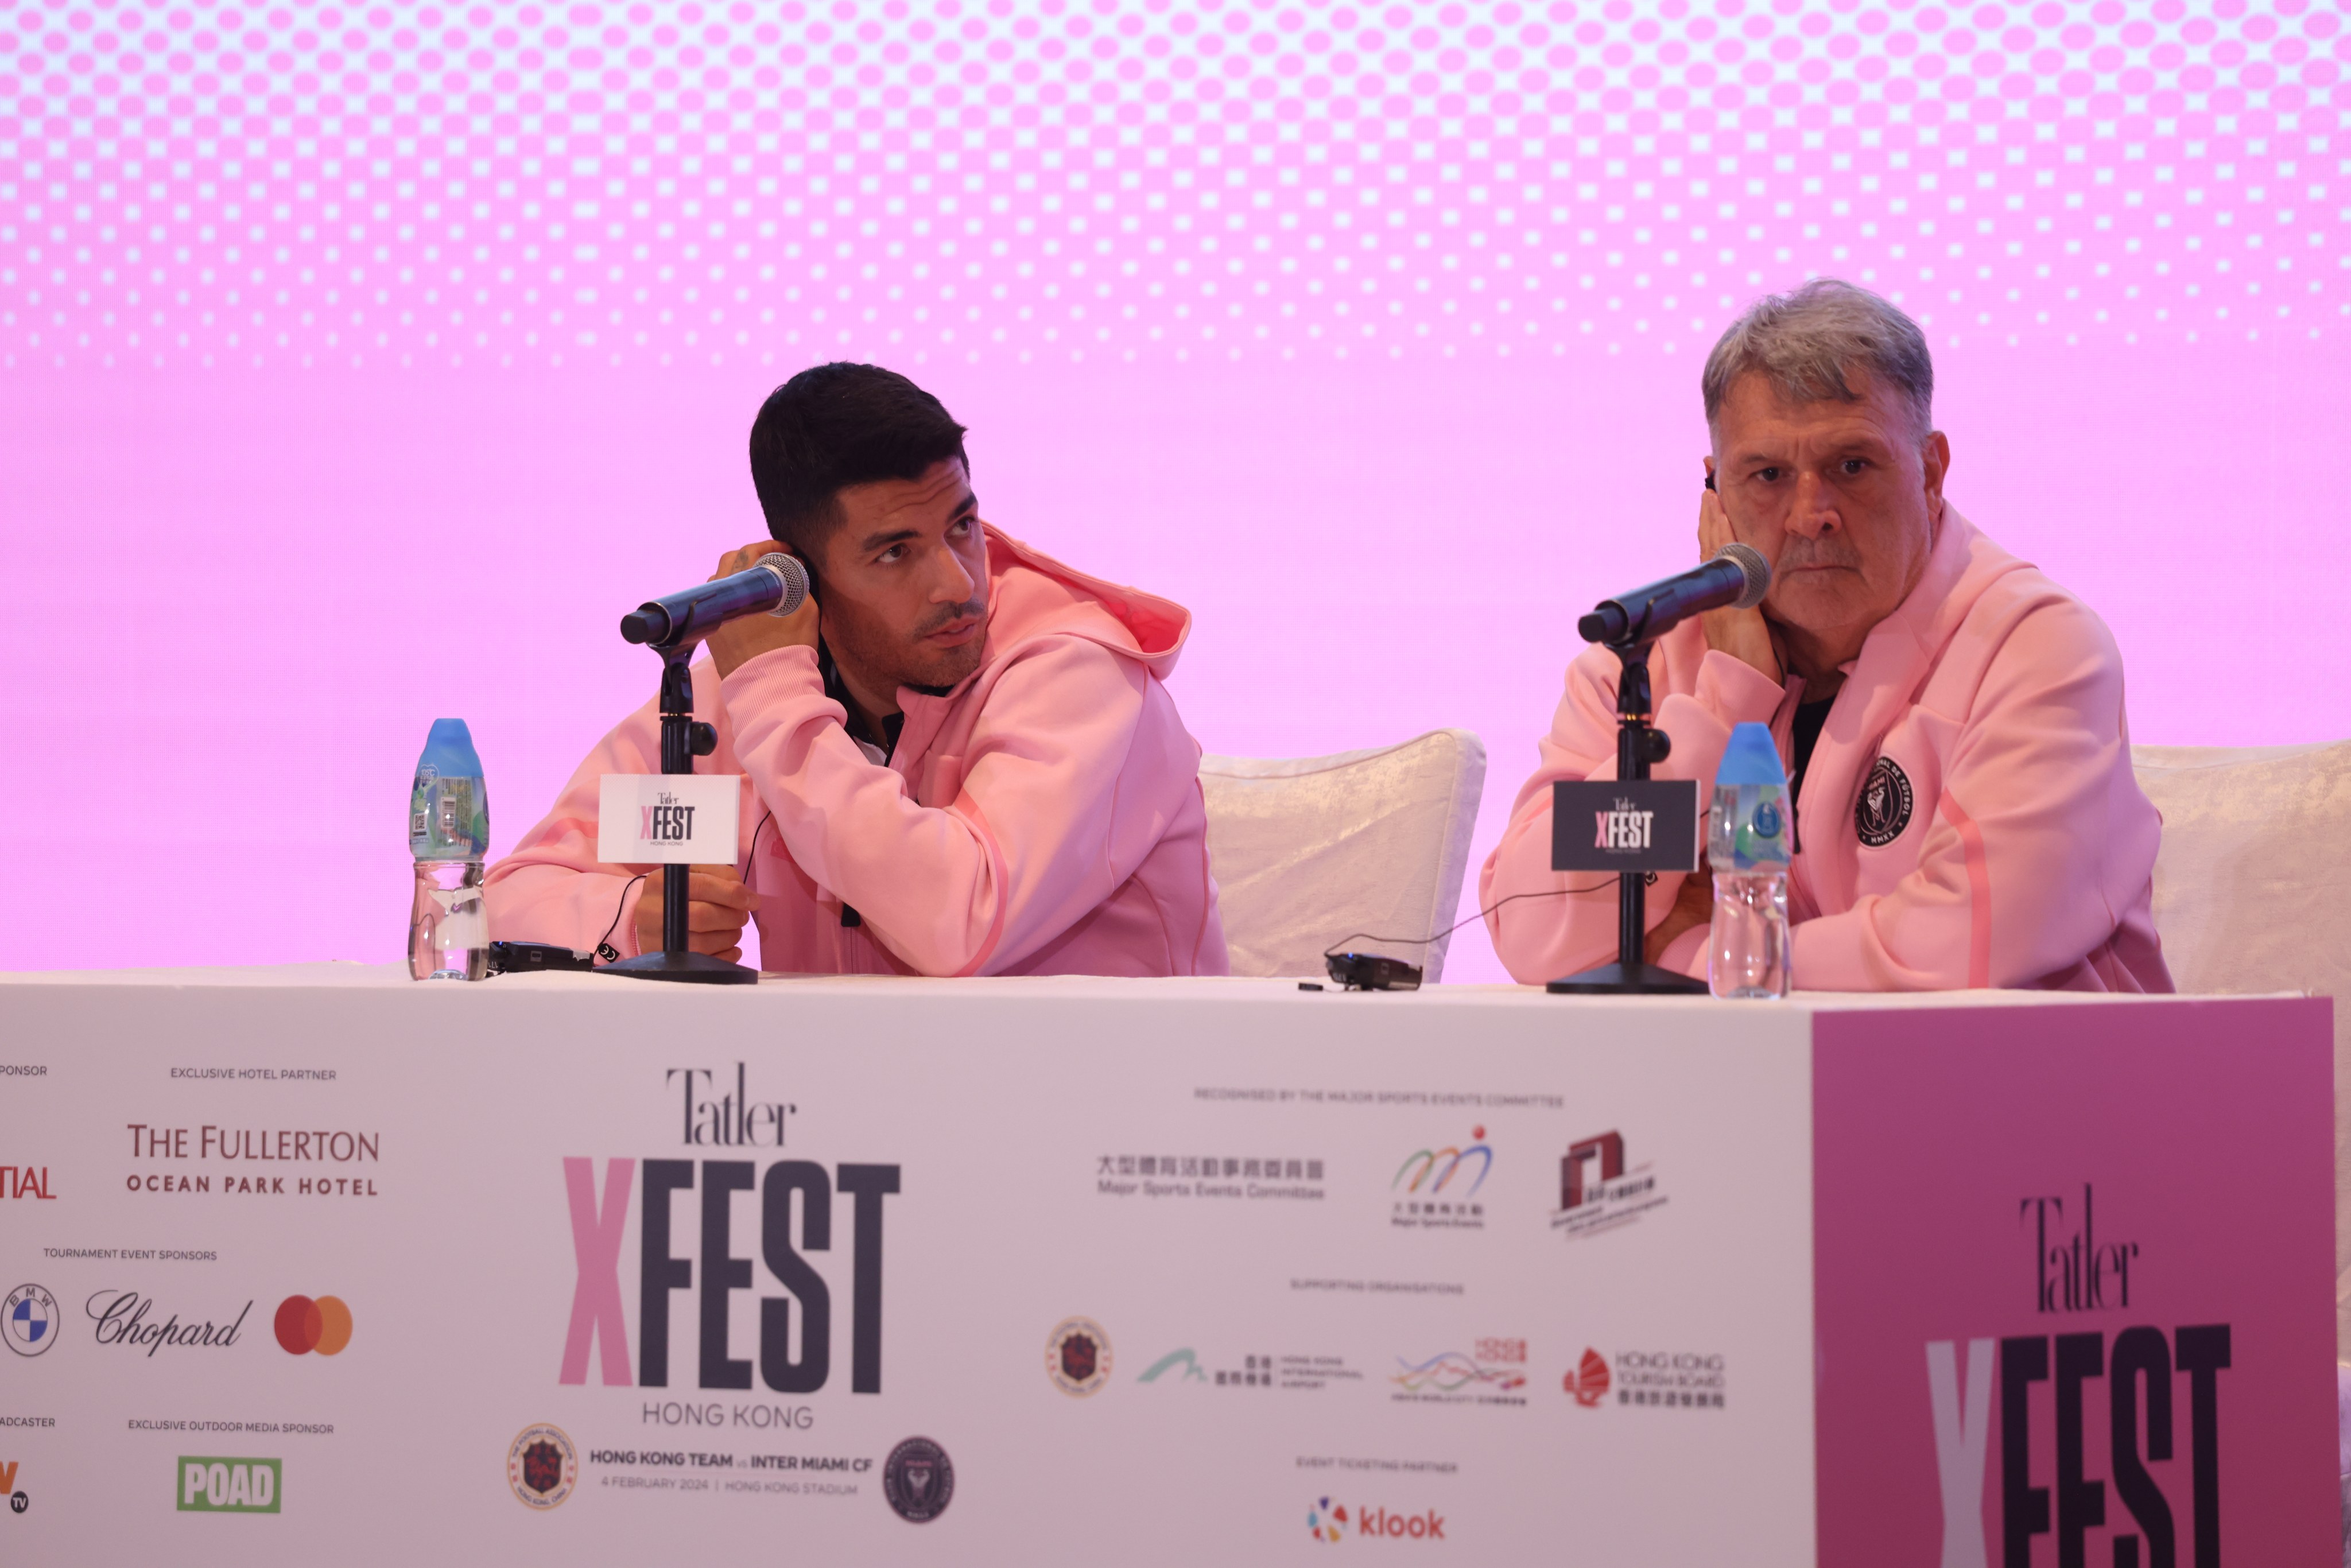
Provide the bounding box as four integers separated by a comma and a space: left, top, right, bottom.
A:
1706, 721, 1792, 999
409, 718, 491, 981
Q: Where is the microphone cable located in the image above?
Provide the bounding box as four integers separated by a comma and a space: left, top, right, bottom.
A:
1322, 876, 1646, 960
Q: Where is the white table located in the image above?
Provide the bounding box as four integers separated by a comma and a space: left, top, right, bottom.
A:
0, 966, 2333, 1563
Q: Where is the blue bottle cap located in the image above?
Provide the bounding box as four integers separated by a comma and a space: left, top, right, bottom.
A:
418, 717, 483, 781
1716, 721, 1787, 788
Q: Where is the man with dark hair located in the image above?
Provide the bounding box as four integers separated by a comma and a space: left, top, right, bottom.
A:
486, 363, 1228, 977
1483, 280, 2170, 991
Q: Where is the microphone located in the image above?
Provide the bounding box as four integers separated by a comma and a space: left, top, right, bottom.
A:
1577, 543, 1771, 645
620, 553, 811, 647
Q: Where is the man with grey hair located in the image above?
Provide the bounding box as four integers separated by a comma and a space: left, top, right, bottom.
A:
1482, 278, 2170, 992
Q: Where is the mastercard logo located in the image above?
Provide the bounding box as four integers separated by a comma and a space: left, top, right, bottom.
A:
273, 1294, 354, 1356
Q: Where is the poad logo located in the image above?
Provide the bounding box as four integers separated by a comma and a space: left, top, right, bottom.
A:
558, 1064, 900, 1398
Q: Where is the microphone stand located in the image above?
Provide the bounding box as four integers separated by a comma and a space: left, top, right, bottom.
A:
599, 641, 760, 985
1546, 636, 1710, 995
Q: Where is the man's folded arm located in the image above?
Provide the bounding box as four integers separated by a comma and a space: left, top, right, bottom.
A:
723, 638, 1162, 977
481, 699, 665, 956
1791, 601, 2144, 990
1484, 642, 1784, 983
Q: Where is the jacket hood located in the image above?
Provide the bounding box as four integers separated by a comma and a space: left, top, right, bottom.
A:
975, 524, 1193, 678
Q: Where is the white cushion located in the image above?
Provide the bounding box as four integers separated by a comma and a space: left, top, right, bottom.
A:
2133, 739, 2351, 1354
1201, 730, 1487, 982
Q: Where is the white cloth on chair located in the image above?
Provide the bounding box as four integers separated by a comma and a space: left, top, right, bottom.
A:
1200, 730, 1486, 981
2132, 739, 2351, 1356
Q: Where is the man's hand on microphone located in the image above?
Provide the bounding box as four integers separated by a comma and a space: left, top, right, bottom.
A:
633, 864, 758, 964
1694, 481, 1784, 685
705, 541, 820, 680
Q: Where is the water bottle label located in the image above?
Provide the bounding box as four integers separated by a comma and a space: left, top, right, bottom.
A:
1728, 783, 1791, 871
410, 767, 489, 860
596, 774, 743, 865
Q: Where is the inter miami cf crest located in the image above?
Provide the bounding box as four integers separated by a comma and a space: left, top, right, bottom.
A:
1045, 1315, 1114, 1397
883, 1436, 955, 1523
1855, 756, 1915, 848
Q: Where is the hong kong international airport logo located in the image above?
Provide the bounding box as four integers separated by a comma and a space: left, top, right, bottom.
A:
1045, 1317, 1112, 1397
507, 1423, 579, 1511
3, 1285, 57, 1357
1551, 1130, 1669, 1240
1390, 1127, 1492, 1231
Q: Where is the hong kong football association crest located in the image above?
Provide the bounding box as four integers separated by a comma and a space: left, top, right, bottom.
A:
507, 1422, 578, 1511
1045, 1315, 1113, 1397
1855, 756, 1915, 848
882, 1436, 955, 1523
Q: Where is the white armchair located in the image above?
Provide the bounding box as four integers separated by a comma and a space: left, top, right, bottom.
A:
1200, 729, 1487, 983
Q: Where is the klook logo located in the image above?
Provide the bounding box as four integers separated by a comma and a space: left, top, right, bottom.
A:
1309, 1499, 1448, 1542
273, 1295, 354, 1356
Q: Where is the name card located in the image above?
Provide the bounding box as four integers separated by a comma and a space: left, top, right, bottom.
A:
596, 774, 742, 865
1550, 779, 1701, 874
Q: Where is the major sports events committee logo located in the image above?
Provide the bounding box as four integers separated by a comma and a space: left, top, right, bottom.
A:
507, 1423, 579, 1511
1045, 1317, 1112, 1398
1390, 1127, 1492, 1231
3, 1286, 57, 1357
274, 1295, 354, 1356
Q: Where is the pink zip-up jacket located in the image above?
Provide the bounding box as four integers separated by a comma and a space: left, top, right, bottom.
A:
486, 527, 1229, 977
1483, 508, 2172, 992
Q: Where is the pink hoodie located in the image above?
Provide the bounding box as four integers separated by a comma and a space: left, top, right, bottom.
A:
486, 527, 1229, 977
1483, 508, 2172, 992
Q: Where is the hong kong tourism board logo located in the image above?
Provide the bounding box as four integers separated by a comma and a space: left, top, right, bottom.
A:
3, 1285, 57, 1357
1045, 1317, 1112, 1398
508, 1423, 579, 1511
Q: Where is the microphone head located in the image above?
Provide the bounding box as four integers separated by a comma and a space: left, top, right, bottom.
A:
620, 606, 669, 645
1711, 541, 1771, 610
756, 553, 810, 617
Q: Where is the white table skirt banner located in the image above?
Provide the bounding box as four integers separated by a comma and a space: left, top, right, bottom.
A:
0, 968, 2334, 1564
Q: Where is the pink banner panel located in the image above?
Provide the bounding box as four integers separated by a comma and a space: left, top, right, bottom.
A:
2, 1, 2345, 973
1811, 998, 2337, 1566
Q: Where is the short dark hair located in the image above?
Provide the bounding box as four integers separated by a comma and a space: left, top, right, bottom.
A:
746, 363, 971, 554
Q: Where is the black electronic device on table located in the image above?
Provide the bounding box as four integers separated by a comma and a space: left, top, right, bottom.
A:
1325, 952, 1423, 992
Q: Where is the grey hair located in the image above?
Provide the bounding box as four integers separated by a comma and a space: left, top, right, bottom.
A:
1701, 278, 1934, 445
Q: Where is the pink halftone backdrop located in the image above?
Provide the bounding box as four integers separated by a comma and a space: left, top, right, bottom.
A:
2, 0, 2346, 976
